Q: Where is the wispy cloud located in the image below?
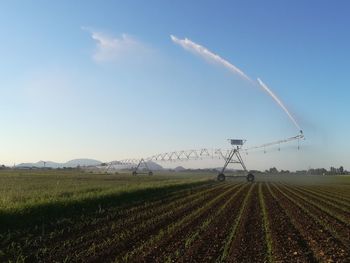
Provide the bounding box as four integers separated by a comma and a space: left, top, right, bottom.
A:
170, 35, 252, 82
83, 28, 147, 63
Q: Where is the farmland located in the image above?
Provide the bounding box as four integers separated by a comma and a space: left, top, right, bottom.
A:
1, 170, 350, 262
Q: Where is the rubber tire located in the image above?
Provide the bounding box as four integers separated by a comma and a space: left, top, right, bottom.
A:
247, 173, 255, 182
217, 173, 226, 182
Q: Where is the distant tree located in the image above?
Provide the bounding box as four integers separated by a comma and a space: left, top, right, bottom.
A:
339, 166, 344, 174
330, 166, 337, 175
308, 168, 327, 175
269, 167, 279, 174
280, 170, 290, 174
296, 170, 307, 174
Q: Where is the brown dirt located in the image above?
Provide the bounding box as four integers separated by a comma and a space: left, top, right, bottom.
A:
263, 183, 317, 262
6, 181, 350, 263
226, 183, 267, 263
271, 183, 350, 262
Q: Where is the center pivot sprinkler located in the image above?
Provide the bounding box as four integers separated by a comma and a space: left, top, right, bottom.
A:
217, 139, 254, 182
132, 158, 153, 176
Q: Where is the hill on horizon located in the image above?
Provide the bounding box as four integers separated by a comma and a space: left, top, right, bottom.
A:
16, 158, 102, 168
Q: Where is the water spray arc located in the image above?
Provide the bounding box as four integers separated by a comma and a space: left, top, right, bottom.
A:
170, 35, 252, 83
256, 78, 301, 131
170, 35, 302, 133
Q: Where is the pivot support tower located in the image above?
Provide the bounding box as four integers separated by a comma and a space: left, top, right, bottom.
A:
217, 139, 254, 182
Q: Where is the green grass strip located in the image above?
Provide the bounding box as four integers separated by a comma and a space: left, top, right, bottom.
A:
0, 180, 210, 233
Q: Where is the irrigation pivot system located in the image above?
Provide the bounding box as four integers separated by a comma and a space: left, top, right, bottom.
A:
103, 131, 304, 182
131, 159, 153, 176
98, 37, 307, 182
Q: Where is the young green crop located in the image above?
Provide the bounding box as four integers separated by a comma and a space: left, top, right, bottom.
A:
217, 183, 254, 262
259, 183, 273, 263
122, 184, 237, 261
274, 183, 350, 249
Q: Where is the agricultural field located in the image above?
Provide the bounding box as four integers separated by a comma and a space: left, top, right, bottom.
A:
1, 170, 350, 262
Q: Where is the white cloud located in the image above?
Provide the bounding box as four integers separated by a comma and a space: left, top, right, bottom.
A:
84, 28, 147, 63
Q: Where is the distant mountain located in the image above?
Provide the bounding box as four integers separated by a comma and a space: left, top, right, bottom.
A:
16, 159, 102, 168
146, 161, 164, 171
174, 166, 186, 172
16, 161, 61, 168
15, 159, 166, 170
65, 159, 102, 167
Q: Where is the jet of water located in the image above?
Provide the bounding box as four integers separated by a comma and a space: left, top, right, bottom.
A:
170, 35, 253, 83
171, 35, 302, 132
257, 78, 301, 131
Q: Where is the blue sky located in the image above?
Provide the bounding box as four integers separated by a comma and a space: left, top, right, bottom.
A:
1, 1, 349, 170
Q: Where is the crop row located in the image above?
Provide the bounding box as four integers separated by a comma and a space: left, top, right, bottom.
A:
270, 183, 350, 262
2, 180, 350, 262
1, 181, 225, 261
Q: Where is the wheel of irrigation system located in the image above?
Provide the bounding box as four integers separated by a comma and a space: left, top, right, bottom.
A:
246, 173, 255, 182
148, 171, 153, 176
217, 173, 226, 182
132, 171, 137, 176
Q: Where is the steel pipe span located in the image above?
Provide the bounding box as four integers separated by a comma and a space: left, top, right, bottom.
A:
103, 133, 304, 167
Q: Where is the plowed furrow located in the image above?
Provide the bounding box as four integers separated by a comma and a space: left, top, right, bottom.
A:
271, 184, 350, 262
264, 183, 316, 262
44, 183, 230, 262
179, 184, 251, 262
49, 181, 222, 246
277, 184, 350, 249
226, 183, 267, 263
294, 185, 350, 212
100, 183, 241, 262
